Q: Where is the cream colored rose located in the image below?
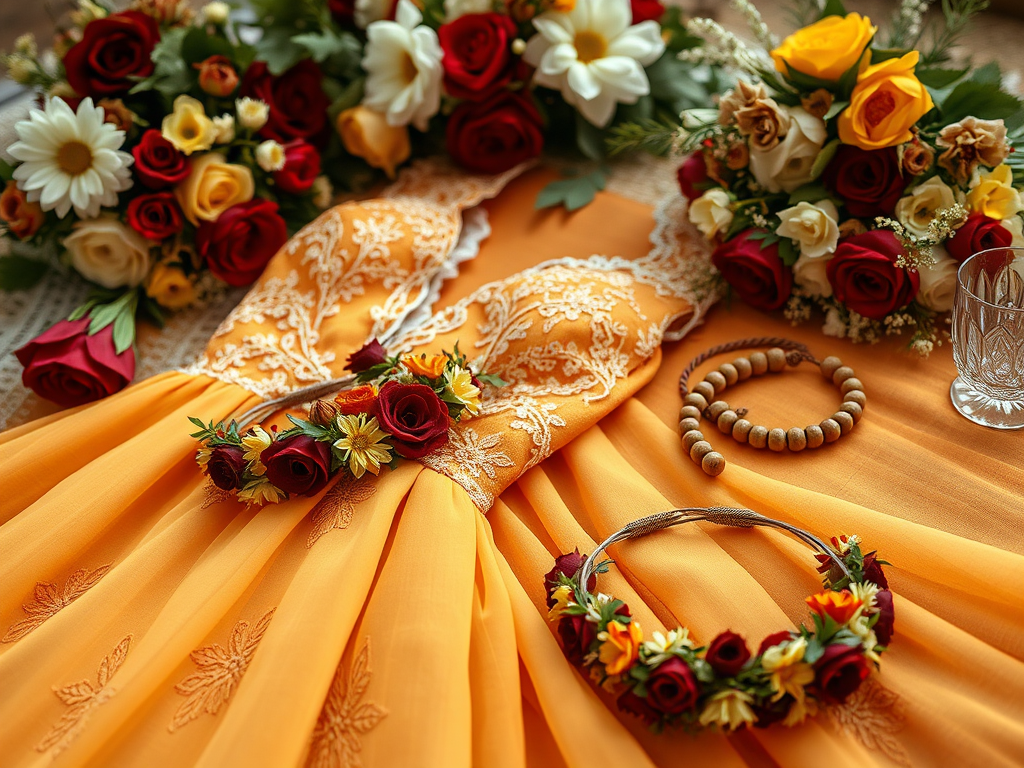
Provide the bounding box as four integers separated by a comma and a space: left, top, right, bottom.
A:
916, 247, 959, 312
1001, 215, 1024, 245
793, 252, 833, 297
64, 217, 152, 289
896, 176, 957, 238
748, 106, 827, 193
174, 152, 254, 225
775, 199, 839, 259
689, 189, 733, 239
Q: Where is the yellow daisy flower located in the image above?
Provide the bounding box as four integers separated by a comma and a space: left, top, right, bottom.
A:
196, 445, 213, 467
761, 636, 815, 703
237, 476, 286, 507
445, 365, 481, 417
333, 414, 392, 479
547, 585, 574, 621
698, 689, 757, 731
241, 426, 272, 476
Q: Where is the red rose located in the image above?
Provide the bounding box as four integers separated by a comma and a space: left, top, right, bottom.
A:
345, 339, 389, 373
14, 318, 135, 407
946, 214, 1014, 263
274, 141, 321, 194
757, 631, 795, 656
62, 11, 160, 97
240, 60, 331, 145
712, 230, 793, 311
812, 643, 870, 705
617, 689, 660, 724
557, 615, 598, 665
823, 146, 906, 218
196, 199, 288, 287
446, 91, 544, 175
826, 230, 920, 320
261, 434, 332, 496
207, 445, 246, 490
873, 589, 895, 646
439, 13, 517, 101
677, 152, 709, 200
704, 631, 751, 676
375, 381, 450, 459
126, 192, 183, 240
631, 0, 665, 23
863, 552, 889, 589
328, 0, 355, 22
132, 130, 191, 189
646, 657, 700, 715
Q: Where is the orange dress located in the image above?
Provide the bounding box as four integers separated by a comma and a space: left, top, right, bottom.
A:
0, 163, 1022, 768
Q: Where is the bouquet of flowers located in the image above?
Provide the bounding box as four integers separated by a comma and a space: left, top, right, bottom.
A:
653, 0, 1024, 353
3, 0, 333, 406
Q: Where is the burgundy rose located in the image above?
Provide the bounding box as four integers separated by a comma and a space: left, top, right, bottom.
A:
617, 689, 660, 725
196, 199, 288, 286
712, 230, 793, 311
261, 434, 332, 496
207, 445, 246, 490
14, 318, 135, 407
557, 614, 598, 665
813, 643, 870, 704
752, 694, 794, 728
705, 631, 751, 676
873, 589, 895, 646
62, 11, 160, 97
439, 13, 517, 101
677, 152, 709, 200
240, 60, 331, 145
823, 146, 906, 218
126, 192, 183, 240
274, 141, 321, 194
345, 339, 388, 373
544, 549, 586, 605
446, 91, 544, 175
631, 0, 666, 23
946, 214, 1014, 263
646, 658, 700, 715
132, 130, 191, 189
758, 631, 795, 656
328, 0, 355, 22
863, 552, 889, 589
826, 230, 920, 320
375, 381, 450, 459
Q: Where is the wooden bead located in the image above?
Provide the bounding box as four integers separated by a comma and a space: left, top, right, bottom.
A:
820, 418, 842, 442
706, 400, 731, 421
704, 371, 728, 394
732, 419, 753, 443
787, 427, 807, 452
767, 348, 787, 372
841, 378, 864, 396
679, 417, 701, 434
832, 411, 855, 434
683, 430, 705, 451
684, 393, 708, 410
702, 452, 726, 476
768, 428, 788, 452
679, 405, 703, 421
749, 352, 768, 375
832, 366, 856, 386
805, 425, 824, 449
690, 440, 714, 463
732, 357, 753, 380
820, 356, 843, 380
717, 410, 739, 434
748, 426, 769, 449
844, 389, 866, 408
693, 381, 716, 401
718, 363, 739, 386
839, 401, 863, 423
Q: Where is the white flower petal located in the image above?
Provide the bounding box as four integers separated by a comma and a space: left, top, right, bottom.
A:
590, 57, 649, 96
540, 43, 579, 77
395, 0, 422, 29
577, 90, 618, 127
39, 174, 70, 209
568, 62, 602, 101
607, 22, 666, 65
589, 0, 631, 39
532, 17, 574, 46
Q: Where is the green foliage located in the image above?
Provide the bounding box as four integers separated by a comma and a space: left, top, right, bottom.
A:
0, 159, 14, 182
920, 0, 990, 67
605, 117, 679, 157
84, 289, 140, 354
937, 80, 1021, 124
180, 26, 235, 65
820, 0, 847, 20
0, 254, 49, 291
646, 54, 712, 113
915, 66, 969, 89
535, 169, 608, 212
255, 28, 308, 75
293, 28, 361, 70
575, 114, 607, 161
475, 372, 507, 388
188, 418, 242, 445
810, 139, 840, 181
130, 27, 191, 98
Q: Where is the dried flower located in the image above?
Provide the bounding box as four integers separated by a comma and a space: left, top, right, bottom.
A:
800, 88, 833, 120
98, 98, 133, 132
936, 117, 1010, 185
309, 399, 342, 426
735, 97, 790, 151
838, 219, 868, 238
901, 139, 934, 176
717, 80, 769, 126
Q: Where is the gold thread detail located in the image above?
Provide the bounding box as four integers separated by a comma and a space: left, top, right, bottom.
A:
200, 480, 236, 510
3, 564, 112, 644
308, 476, 378, 549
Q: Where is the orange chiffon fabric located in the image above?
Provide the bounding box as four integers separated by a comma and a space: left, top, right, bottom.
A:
0, 168, 1022, 768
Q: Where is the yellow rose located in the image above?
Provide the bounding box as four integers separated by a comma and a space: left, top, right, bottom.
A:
771, 13, 876, 81
145, 262, 196, 309
967, 164, 1024, 220
402, 352, 448, 379
838, 51, 933, 151
174, 152, 254, 225
337, 105, 411, 179
162, 95, 217, 156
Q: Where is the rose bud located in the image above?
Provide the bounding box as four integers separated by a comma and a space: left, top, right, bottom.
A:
542, 549, 597, 606
274, 141, 321, 194
207, 445, 246, 490
196, 55, 240, 97
704, 631, 751, 676
862, 552, 889, 589
344, 339, 388, 373
557, 614, 597, 665
260, 434, 332, 496
873, 589, 895, 646
308, 398, 342, 426
0, 180, 44, 239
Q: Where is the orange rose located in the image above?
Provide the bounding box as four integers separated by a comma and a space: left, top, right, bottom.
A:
0, 181, 44, 239
335, 384, 378, 415
838, 51, 933, 151
597, 620, 642, 675
402, 353, 448, 379
806, 590, 862, 626
195, 55, 239, 97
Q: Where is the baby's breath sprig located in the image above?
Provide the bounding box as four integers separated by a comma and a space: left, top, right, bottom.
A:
885, 0, 934, 49
729, 0, 778, 51
874, 203, 968, 271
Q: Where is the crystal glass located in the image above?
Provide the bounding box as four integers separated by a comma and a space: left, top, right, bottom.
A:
950, 246, 1024, 429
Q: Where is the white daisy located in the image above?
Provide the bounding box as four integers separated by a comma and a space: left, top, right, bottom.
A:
9, 97, 133, 219
361, 0, 443, 131
523, 0, 665, 128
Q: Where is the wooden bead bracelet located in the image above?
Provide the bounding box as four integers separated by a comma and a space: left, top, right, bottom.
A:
678, 338, 866, 477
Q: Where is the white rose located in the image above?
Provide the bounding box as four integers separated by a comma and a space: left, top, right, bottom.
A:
748, 106, 826, 193
793, 252, 833, 297
443, 0, 493, 19
775, 199, 839, 259
688, 189, 733, 239
355, 0, 396, 28
916, 246, 959, 312
64, 218, 151, 289
1000, 215, 1024, 245
896, 176, 957, 238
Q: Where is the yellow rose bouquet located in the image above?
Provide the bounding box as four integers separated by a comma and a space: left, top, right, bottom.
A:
613, 0, 1024, 354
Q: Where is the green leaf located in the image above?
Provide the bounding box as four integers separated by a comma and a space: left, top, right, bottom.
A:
256, 28, 307, 75
293, 29, 360, 65
870, 48, 911, 64
575, 114, 607, 161
915, 67, 968, 89
970, 61, 1002, 87
788, 183, 830, 205
535, 169, 607, 212
809, 138, 840, 181
0, 159, 14, 182
783, 63, 837, 92
820, 0, 847, 18
778, 237, 798, 266
645, 53, 708, 111
0, 254, 49, 291
804, 636, 825, 664
823, 99, 848, 121
130, 27, 190, 97
180, 26, 235, 65
475, 372, 507, 387
940, 81, 1022, 124
111, 308, 136, 354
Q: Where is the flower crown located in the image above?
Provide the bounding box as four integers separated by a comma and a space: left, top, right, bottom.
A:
545, 508, 893, 731
190, 339, 504, 505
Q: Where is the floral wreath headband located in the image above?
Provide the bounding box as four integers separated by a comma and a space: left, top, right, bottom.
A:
545, 507, 893, 732
190, 339, 505, 506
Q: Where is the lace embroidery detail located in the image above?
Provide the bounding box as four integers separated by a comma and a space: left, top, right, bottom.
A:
169, 608, 276, 732
308, 476, 378, 548
382, 157, 531, 209
307, 640, 387, 768
200, 480, 235, 510
3, 564, 112, 644
36, 634, 132, 756
828, 680, 910, 767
